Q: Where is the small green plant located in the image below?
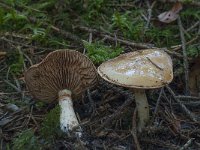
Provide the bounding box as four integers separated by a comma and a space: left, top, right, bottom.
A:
112, 12, 130, 31
0, 10, 28, 31
187, 45, 200, 57
86, 0, 105, 19
181, 8, 200, 20
111, 10, 146, 41
40, 105, 61, 140
145, 27, 177, 47
12, 129, 40, 150
84, 40, 123, 64
7, 49, 24, 76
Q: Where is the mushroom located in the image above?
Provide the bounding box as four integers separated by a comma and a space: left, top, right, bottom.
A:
97, 49, 173, 132
25, 49, 98, 135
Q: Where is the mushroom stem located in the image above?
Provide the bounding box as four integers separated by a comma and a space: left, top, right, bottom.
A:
58, 89, 81, 136
133, 89, 149, 132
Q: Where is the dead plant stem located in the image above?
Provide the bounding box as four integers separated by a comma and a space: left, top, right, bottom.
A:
178, 16, 190, 95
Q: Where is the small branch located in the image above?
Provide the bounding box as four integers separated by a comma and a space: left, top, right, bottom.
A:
179, 138, 195, 150
131, 109, 141, 150
175, 95, 200, 101
49, 25, 83, 45
99, 94, 133, 129
3, 80, 22, 93
171, 36, 199, 51
162, 48, 191, 60
1, 32, 31, 40
174, 21, 200, 38
178, 16, 190, 95
95, 81, 134, 131
180, 101, 200, 107
145, 1, 156, 30
77, 26, 154, 49
156, 0, 200, 7
141, 138, 180, 150
151, 88, 164, 123
0, 37, 53, 51
166, 85, 197, 122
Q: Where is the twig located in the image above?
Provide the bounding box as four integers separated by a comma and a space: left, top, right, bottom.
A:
49, 25, 83, 45
161, 48, 190, 59
104, 34, 154, 49
171, 36, 199, 51
3, 80, 22, 93
95, 81, 134, 130
146, 56, 163, 70
179, 101, 200, 107
131, 109, 141, 150
179, 138, 195, 150
77, 26, 154, 49
87, 89, 96, 118
166, 85, 197, 122
187, 21, 200, 32
145, 1, 156, 29
106, 3, 137, 7
0, 37, 53, 51
175, 95, 200, 100
178, 16, 190, 95
1, 32, 31, 40
156, 0, 200, 7
13, 75, 21, 92
98, 95, 133, 130
141, 138, 180, 150
150, 88, 164, 124
174, 21, 200, 38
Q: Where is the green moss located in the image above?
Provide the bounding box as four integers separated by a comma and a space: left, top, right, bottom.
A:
40, 105, 62, 141
6, 49, 24, 76
145, 27, 178, 47
181, 8, 200, 20
111, 10, 145, 41
84, 40, 123, 65
12, 129, 40, 150
187, 44, 200, 58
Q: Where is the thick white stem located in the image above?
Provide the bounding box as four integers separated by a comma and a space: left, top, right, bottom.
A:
58, 89, 81, 136
133, 89, 149, 132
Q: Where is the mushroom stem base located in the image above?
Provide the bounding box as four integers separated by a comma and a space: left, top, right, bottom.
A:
58, 89, 81, 136
133, 89, 149, 132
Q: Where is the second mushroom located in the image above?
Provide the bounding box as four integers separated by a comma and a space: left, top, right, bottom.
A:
25, 49, 98, 135
97, 49, 173, 132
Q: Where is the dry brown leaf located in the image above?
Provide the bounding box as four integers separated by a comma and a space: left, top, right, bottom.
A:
171, 2, 183, 13
158, 2, 183, 23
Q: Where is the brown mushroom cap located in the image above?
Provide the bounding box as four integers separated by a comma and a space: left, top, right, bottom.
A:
98, 49, 173, 89
25, 49, 98, 102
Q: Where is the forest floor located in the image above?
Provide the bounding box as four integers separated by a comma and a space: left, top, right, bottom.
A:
0, 0, 200, 150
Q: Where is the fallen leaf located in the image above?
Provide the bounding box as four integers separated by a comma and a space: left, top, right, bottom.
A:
158, 11, 179, 23
171, 2, 183, 14
158, 2, 183, 23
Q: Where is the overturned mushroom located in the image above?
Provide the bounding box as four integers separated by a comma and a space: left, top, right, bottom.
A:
98, 49, 173, 132
25, 50, 98, 135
